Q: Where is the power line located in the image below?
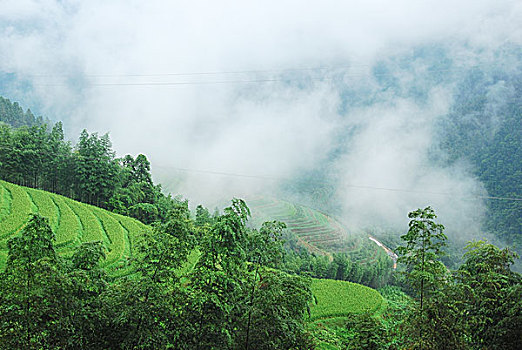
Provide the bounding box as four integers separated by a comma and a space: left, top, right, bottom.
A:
0, 141, 519, 201
26, 66, 462, 87
24, 63, 374, 78
32, 78, 286, 87
156, 165, 522, 202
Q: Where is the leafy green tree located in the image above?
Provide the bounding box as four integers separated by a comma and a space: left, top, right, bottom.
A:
74, 130, 119, 207
67, 241, 108, 348
402, 282, 469, 350
242, 221, 286, 350
44, 122, 74, 195
342, 313, 389, 350
101, 204, 194, 349
397, 207, 448, 310
396, 206, 449, 349
456, 241, 522, 349
195, 204, 213, 227
238, 270, 314, 350
129, 202, 159, 224
0, 214, 76, 349
0, 96, 40, 127
184, 199, 251, 349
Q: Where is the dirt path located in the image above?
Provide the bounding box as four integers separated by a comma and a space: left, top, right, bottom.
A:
368, 236, 398, 269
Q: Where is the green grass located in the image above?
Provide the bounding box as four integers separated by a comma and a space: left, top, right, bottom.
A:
92, 209, 126, 268
308, 280, 387, 349
0, 181, 33, 241
67, 200, 104, 242
310, 278, 384, 320
0, 180, 150, 275
53, 197, 81, 248
26, 187, 60, 232
0, 183, 11, 221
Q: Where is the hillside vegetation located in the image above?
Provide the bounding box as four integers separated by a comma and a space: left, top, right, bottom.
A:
0, 179, 382, 320
0, 93, 519, 349
248, 197, 394, 288
0, 180, 149, 276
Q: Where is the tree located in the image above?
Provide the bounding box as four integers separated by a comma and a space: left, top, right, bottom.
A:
238, 270, 314, 350
102, 204, 194, 349
195, 204, 213, 227
184, 199, 251, 349
456, 241, 522, 349
44, 122, 74, 195
397, 207, 448, 310
0, 214, 76, 349
396, 206, 449, 349
74, 130, 119, 207
129, 202, 159, 224
342, 313, 389, 350
242, 221, 286, 350
67, 241, 108, 348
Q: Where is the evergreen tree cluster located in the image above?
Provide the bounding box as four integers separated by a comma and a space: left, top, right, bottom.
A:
0, 97, 178, 224
0, 96, 47, 128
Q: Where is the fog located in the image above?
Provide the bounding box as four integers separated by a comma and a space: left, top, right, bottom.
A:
1, 0, 520, 239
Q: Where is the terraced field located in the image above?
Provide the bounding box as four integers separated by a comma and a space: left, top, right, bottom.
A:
309, 278, 386, 349
247, 197, 384, 265
0, 180, 149, 275
248, 197, 347, 252
310, 278, 384, 320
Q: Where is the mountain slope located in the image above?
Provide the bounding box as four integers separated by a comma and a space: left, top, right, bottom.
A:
0, 180, 150, 276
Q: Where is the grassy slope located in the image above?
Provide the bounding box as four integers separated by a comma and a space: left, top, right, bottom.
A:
310, 279, 384, 320
0, 181, 385, 346
247, 196, 385, 266
0, 180, 150, 275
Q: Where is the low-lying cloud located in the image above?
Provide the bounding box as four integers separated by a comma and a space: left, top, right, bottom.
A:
1, 0, 520, 240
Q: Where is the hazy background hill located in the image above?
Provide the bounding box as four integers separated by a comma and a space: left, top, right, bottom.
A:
0, 1, 520, 254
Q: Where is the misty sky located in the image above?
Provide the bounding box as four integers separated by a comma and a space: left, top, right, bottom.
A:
1, 0, 521, 237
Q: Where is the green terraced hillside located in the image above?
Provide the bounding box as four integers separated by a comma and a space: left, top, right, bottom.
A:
310, 278, 384, 320
247, 197, 348, 251
309, 278, 386, 350
247, 197, 385, 265
0, 180, 150, 276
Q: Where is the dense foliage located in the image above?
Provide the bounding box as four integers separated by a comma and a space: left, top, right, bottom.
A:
1, 94, 520, 349
394, 208, 521, 350
436, 68, 522, 246
0, 202, 314, 349
280, 230, 393, 289
0, 96, 46, 128
0, 97, 180, 224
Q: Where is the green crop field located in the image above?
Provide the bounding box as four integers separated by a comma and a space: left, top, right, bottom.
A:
0, 180, 150, 274
310, 278, 384, 320
247, 197, 347, 252
309, 279, 386, 350
247, 196, 386, 266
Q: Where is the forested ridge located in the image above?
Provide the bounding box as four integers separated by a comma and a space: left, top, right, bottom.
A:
437, 68, 522, 246
0, 97, 180, 224
0, 97, 520, 349
0, 96, 48, 128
